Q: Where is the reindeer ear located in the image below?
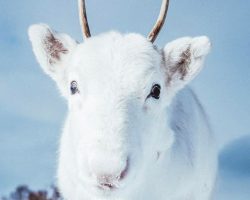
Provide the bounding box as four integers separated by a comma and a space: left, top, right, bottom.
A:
163, 36, 211, 92
28, 24, 77, 80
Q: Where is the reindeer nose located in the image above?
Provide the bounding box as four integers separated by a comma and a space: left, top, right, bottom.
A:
90, 157, 129, 189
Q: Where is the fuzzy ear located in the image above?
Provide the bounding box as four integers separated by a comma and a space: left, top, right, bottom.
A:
163, 36, 211, 92
28, 24, 77, 81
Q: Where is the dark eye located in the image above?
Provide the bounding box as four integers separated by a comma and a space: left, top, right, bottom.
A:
70, 81, 79, 95
149, 84, 161, 99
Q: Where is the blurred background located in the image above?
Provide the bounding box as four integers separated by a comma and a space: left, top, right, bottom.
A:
0, 0, 249, 199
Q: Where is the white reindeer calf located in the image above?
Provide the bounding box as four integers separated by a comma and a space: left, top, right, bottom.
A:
28, 0, 217, 199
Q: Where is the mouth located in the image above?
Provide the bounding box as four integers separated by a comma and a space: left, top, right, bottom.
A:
97, 182, 117, 190
96, 175, 122, 191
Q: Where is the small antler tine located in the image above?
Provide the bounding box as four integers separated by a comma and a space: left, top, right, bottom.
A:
78, 0, 91, 39
148, 0, 169, 43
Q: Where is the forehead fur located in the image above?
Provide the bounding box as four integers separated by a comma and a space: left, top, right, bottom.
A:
69, 31, 162, 96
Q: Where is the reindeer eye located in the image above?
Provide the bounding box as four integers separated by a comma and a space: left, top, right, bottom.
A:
70, 81, 79, 95
149, 84, 161, 99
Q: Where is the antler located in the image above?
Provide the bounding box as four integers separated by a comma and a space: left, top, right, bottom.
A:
148, 0, 170, 43
78, 0, 169, 42
78, 0, 91, 39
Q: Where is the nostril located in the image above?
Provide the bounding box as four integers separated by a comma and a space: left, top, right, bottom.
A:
119, 158, 129, 180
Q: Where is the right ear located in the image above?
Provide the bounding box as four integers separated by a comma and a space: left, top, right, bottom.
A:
163, 36, 211, 94
28, 24, 77, 82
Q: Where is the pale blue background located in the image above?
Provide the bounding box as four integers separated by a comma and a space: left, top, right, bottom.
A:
0, 0, 250, 199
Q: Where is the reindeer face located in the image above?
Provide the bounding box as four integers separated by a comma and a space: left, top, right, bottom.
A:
66, 32, 169, 193
28, 23, 211, 196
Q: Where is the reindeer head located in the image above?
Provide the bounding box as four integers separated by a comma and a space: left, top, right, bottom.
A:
28, 0, 211, 197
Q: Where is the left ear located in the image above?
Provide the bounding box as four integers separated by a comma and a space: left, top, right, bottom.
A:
163, 36, 211, 92
28, 24, 77, 81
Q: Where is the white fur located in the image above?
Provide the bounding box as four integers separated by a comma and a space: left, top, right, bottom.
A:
28, 24, 217, 200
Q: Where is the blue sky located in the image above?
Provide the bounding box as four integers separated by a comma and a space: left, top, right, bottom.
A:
0, 0, 250, 198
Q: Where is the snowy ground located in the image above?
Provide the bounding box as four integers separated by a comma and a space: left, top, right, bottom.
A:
215, 135, 250, 200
